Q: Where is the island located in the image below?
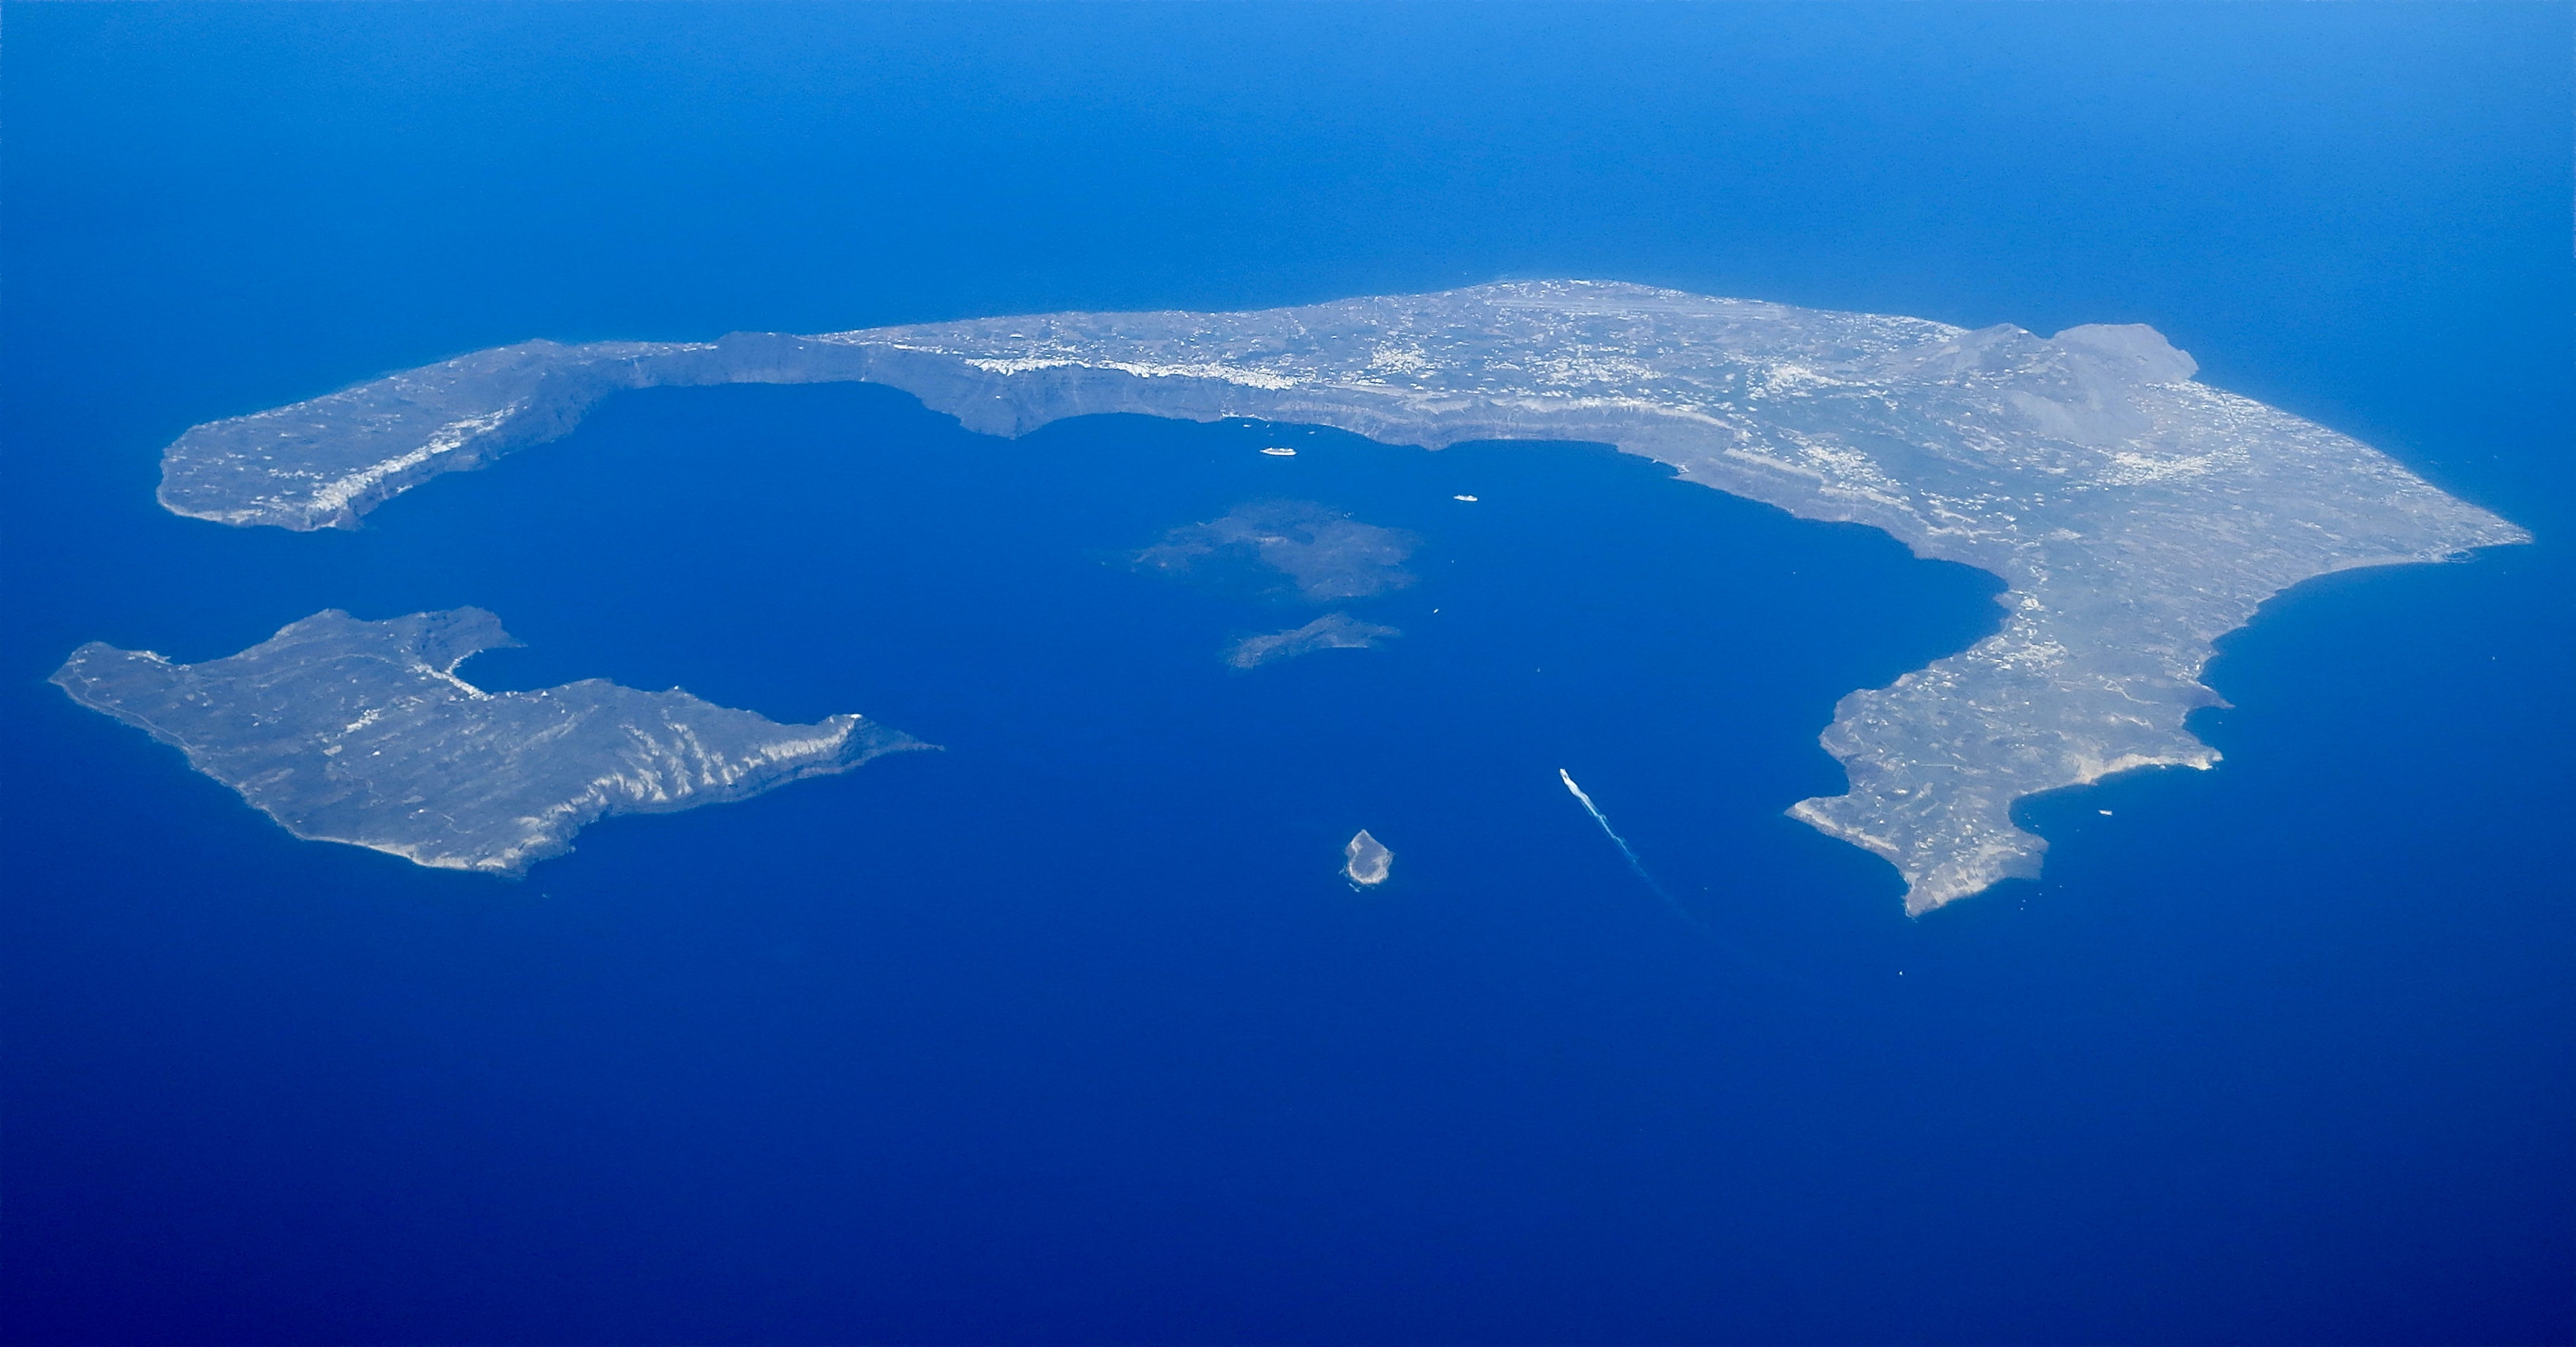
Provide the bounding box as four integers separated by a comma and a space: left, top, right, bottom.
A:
1134, 500, 1418, 602
1345, 830, 1394, 887
1226, 613, 1403, 669
51, 608, 927, 874
147, 281, 2529, 911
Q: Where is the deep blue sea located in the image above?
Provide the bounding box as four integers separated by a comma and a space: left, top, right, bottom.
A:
4, 7, 2570, 1344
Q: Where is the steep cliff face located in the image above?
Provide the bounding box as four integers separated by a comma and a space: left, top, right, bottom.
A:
143, 282, 2528, 908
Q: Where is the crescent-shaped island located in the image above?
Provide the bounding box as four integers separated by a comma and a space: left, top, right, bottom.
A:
121, 281, 2526, 909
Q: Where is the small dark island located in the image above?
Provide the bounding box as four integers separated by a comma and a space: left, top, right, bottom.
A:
1227, 614, 1402, 669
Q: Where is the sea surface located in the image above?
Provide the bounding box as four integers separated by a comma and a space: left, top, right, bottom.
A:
4, 7, 2569, 1344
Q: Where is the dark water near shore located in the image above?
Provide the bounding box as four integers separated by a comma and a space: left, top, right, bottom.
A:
5, 6, 2569, 1343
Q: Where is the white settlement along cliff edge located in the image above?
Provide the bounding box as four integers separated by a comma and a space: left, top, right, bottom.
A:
149, 281, 2528, 911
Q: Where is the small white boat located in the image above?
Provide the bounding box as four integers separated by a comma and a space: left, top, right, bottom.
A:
1259, 447, 1297, 457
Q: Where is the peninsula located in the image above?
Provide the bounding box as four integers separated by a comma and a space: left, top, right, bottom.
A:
148, 282, 2528, 910
53, 609, 926, 874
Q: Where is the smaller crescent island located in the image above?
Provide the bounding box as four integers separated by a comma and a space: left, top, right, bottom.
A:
143, 281, 2528, 911
51, 609, 927, 875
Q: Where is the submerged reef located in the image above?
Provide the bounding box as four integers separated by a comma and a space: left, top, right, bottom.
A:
150, 282, 2528, 910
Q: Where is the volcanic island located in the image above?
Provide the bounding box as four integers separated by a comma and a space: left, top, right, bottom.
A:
96, 281, 2524, 908
54, 608, 926, 874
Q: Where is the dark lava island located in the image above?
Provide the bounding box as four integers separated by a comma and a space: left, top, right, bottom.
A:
1227, 614, 1402, 670
147, 282, 2527, 911
53, 609, 925, 874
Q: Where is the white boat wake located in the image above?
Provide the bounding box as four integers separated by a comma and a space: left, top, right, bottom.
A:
1559, 768, 1702, 930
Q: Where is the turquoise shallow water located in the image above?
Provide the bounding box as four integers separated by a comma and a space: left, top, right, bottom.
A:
4, 7, 2569, 1343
